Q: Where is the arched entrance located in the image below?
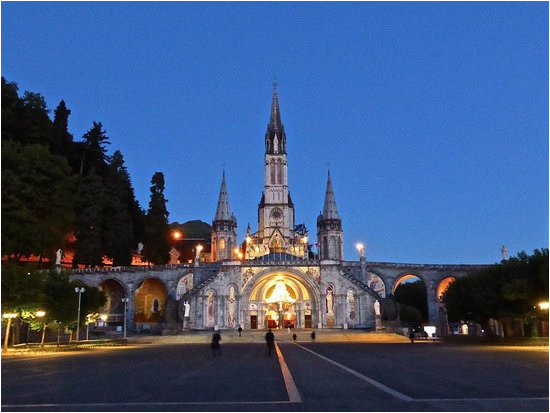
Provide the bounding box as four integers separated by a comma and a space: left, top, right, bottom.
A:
98, 279, 125, 326
134, 278, 168, 331
244, 270, 319, 329
437, 277, 456, 301
393, 274, 428, 324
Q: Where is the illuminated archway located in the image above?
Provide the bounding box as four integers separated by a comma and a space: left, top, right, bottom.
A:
393, 273, 428, 323
98, 279, 125, 325
437, 277, 456, 301
134, 278, 168, 329
244, 269, 319, 329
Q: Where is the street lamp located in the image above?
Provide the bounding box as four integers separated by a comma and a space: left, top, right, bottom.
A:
356, 243, 365, 259
36, 310, 47, 349
538, 301, 549, 310
100, 313, 108, 325
74, 287, 85, 341
2, 313, 17, 352
121, 298, 129, 339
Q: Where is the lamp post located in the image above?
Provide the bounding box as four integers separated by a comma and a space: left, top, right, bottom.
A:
195, 244, 203, 267
356, 243, 368, 284
75, 287, 85, 341
172, 230, 183, 263
121, 298, 129, 339
36, 310, 47, 349
2, 313, 17, 352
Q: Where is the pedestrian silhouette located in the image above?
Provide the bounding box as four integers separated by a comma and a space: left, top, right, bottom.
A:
265, 328, 275, 356
408, 328, 415, 344
292, 333, 297, 343
311, 330, 316, 342
211, 330, 222, 357
238, 326, 242, 337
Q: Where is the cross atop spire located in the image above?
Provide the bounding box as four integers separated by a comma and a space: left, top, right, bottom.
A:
322, 170, 340, 220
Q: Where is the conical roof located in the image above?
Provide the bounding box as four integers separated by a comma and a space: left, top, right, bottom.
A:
214, 170, 233, 221
265, 81, 286, 154
322, 170, 340, 220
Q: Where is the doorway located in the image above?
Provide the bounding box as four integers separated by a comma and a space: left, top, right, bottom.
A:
304, 314, 312, 328
250, 315, 257, 329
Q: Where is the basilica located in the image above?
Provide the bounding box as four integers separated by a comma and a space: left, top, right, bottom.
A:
72, 85, 487, 335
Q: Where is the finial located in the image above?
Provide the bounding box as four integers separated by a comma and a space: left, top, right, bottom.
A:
273, 80, 278, 92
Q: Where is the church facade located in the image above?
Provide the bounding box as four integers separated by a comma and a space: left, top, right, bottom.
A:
71, 85, 488, 335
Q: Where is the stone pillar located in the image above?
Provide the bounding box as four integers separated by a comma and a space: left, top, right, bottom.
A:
319, 294, 326, 328
126, 283, 135, 331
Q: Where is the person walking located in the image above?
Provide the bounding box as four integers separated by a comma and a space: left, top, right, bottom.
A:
292, 333, 297, 343
310, 330, 316, 342
408, 328, 415, 344
265, 328, 275, 356
211, 329, 222, 357
238, 326, 242, 337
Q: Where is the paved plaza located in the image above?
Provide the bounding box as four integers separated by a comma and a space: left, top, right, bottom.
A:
1, 339, 548, 411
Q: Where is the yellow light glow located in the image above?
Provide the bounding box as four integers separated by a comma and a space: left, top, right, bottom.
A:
356, 243, 364, 251
266, 281, 296, 304
538, 301, 549, 310
100, 314, 108, 322
301, 236, 308, 243
172, 230, 182, 240
2, 313, 17, 319
238, 252, 244, 259
196, 244, 204, 252
36, 310, 46, 318
234, 248, 240, 255
246, 236, 252, 244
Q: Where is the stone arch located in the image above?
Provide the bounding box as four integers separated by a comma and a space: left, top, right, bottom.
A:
392, 273, 427, 293
436, 276, 456, 302
98, 278, 126, 325
134, 277, 168, 330
241, 267, 321, 329
176, 272, 194, 300
367, 271, 387, 298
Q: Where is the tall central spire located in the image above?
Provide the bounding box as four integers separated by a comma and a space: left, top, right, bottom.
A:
265, 81, 286, 154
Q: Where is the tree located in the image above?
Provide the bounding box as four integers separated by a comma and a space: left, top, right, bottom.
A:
142, 172, 171, 264
73, 171, 105, 267
102, 151, 134, 266
79, 122, 110, 176
1, 141, 76, 261
394, 280, 429, 323
1, 263, 45, 313
444, 249, 549, 334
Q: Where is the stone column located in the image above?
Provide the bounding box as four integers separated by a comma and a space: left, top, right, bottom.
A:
126, 283, 135, 331
319, 294, 326, 328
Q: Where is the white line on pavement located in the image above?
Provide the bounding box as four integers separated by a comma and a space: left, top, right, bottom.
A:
415, 397, 549, 402
1, 401, 293, 408
275, 342, 303, 403
294, 343, 414, 402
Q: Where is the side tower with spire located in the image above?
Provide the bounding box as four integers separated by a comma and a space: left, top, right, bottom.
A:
211, 170, 237, 261
317, 171, 343, 260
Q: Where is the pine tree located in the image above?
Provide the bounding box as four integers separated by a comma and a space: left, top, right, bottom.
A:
51, 100, 80, 172
102, 151, 134, 266
142, 172, 171, 265
73, 170, 105, 267
79, 122, 110, 176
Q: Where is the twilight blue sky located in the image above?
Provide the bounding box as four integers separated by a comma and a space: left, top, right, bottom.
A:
2, 2, 548, 264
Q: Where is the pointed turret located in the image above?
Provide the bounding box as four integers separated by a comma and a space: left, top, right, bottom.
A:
214, 170, 232, 221
265, 81, 286, 154
317, 170, 343, 261
322, 170, 340, 220
211, 170, 237, 261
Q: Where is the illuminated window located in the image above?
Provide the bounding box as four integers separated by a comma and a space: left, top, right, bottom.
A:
219, 238, 225, 250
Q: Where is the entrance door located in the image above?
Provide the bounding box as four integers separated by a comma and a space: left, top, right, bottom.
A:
304, 314, 312, 328
250, 315, 257, 329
